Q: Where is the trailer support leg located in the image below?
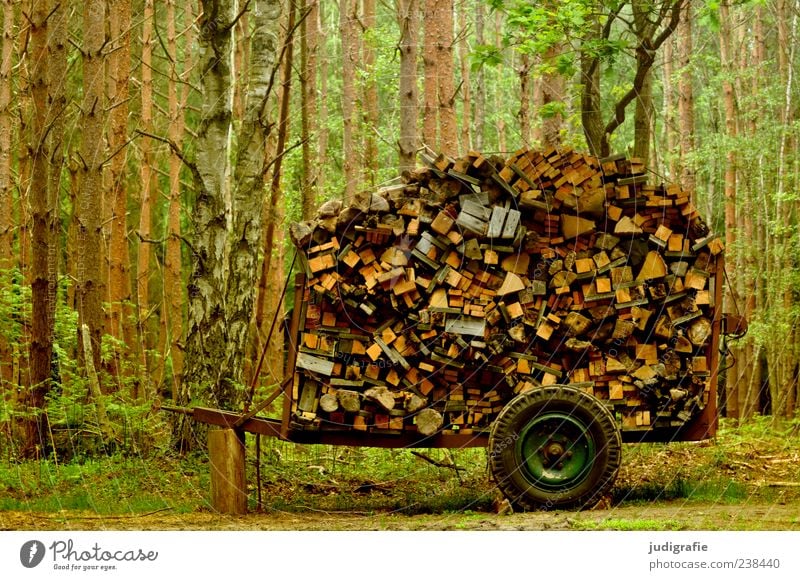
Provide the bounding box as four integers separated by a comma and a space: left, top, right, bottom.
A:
209, 428, 248, 515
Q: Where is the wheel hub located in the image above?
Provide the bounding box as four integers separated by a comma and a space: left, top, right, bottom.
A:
515, 412, 596, 491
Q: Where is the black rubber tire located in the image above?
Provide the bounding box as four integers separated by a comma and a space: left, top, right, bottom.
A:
488, 385, 622, 511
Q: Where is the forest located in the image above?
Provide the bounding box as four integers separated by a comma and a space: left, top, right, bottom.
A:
0, 0, 799, 525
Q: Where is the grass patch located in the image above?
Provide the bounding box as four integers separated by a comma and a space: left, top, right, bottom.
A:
0, 455, 209, 515
572, 518, 685, 531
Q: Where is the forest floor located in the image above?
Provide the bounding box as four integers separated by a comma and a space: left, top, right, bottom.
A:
1, 418, 799, 531
3, 501, 800, 531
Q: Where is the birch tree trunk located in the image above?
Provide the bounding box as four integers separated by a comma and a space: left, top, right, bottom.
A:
396, 0, 418, 172
221, 0, 281, 405
181, 0, 281, 448
181, 0, 237, 427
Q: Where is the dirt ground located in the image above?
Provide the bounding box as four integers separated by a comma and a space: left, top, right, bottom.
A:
1, 500, 799, 531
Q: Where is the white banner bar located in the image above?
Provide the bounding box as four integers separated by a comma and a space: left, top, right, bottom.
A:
2, 531, 799, 579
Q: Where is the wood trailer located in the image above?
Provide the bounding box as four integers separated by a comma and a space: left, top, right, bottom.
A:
175, 147, 741, 512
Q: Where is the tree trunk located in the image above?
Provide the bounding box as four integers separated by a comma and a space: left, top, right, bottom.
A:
493, 9, 506, 152
17, 3, 30, 285
474, 1, 486, 150
25, 0, 57, 457
316, 1, 328, 196
254, 0, 293, 389
436, 0, 457, 156
677, 1, 695, 194
136, 0, 156, 399
362, 0, 378, 186
580, 37, 603, 156
77, 0, 107, 379
0, 0, 13, 388
223, 0, 282, 403
107, 0, 135, 391
300, 0, 319, 219
457, 0, 471, 151
0, 0, 12, 269
719, 0, 738, 419
182, 0, 238, 427
166, 0, 185, 402
517, 52, 531, 147
396, 0, 418, 173
422, 0, 438, 149
339, 0, 358, 199
662, 35, 677, 179
633, 68, 653, 167
540, 42, 565, 147
182, 0, 282, 446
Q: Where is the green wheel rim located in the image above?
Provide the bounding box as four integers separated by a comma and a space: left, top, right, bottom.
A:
515, 412, 596, 491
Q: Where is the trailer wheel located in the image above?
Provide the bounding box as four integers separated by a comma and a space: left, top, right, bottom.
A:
489, 385, 621, 511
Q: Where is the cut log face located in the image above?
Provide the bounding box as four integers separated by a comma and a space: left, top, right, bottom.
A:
290, 147, 723, 436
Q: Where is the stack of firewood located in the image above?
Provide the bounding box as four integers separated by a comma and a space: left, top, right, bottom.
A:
289, 147, 723, 436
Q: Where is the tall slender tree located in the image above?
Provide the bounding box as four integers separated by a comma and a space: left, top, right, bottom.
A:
362, 0, 378, 185
0, 0, 14, 388
436, 0, 457, 155
457, 0, 471, 151
77, 0, 108, 381
422, 0, 438, 149
300, 0, 319, 219
136, 0, 156, 398
396, 0, 418, 172
25, 0, 57, 456
677, 0, 695, 195
0, 0, 12, 270
339, 0, 358, 199
107, 0, 135, 389
473, 1, 486, 150
165, 0, 185, 401
718, 0, 739, 419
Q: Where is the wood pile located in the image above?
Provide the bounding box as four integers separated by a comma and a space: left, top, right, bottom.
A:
289, 147, 723, 437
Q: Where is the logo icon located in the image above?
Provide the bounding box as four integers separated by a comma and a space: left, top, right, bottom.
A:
20, 540, 46, 568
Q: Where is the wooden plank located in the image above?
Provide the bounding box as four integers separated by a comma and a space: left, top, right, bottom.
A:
296, 352, 336, 376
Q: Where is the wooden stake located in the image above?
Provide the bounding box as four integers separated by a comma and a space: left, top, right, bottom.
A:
209, 429, 247, 515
